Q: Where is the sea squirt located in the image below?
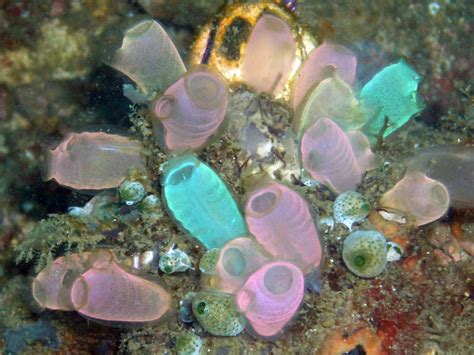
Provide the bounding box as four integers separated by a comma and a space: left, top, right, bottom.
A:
300, 117, 377, 193
342, 230, 387, 278
46, 132, 146, 190
235, 261, 305, 339
245, 181, 323, 274
151, 65, 229, 151
161, 154, 247, 249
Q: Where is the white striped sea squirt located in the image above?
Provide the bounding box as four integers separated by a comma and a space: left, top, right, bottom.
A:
342, 230, 387, 278
380, 171, 450, 226
300, 117, 377, 193
110, 19, 186, 97
46, 132, 146, 190
245, 182, 322, 274
151, 66, 228, 151
292, 42, 357, 110
162, 155, 247, 249
235, 261, 305, 338
70, 249, 171, 327
241, 14, 296, 95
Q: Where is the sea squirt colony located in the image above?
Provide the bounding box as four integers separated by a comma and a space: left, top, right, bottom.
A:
34, 1, 473, 342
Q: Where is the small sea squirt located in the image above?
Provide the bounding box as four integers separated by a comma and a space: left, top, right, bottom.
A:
342, 230, 387, 278
235, 261, 305, 339
110, 19, 186, 97
151, 65, 229, 151
162, 155, 247, 249
333, 191, 371, 230
70, 250, 172, 327
292, 42, 357, 110
46, 132, 146, 190
245, 182, 323, 273
241, 14, 296, 95
300, 117, 377, 193
380, 171, 450, 226
191, 292, 245, 336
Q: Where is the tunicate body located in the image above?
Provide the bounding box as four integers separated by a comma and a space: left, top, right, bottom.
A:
199, 248, 220, 275
300, 117, 377, 193
119, 180, 146, 205
294, 76, 366, 137
245, 182, 323, 273
176, 332, 203, 355
342, 230, 387, 278
46, 132, 146, 190
241, 14, 296, 95
110, 19, 186, 97
380, 171, 450, 226
151, 66, 228, 151
406, 144, 474, 208
360, 60, 424, 140
161, 154, 247, 249
191, 292, 245, 336
159, 246, 192, 274
292, 42, 357, 110
333, 191, 371, 230
201, 237, 270, 293
235, 261, 305, 339
70, 250, 171, 327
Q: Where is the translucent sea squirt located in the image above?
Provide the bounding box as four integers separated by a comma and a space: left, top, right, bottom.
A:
300, 117, 376, 193
110, 19, 186, 97
380, 171, 450, 226
151, 65, 229, 151
245, 182, 323, 273
161, 154, 247, 249
342, 230, 387, 278
235, 261, 305, 339
46, 132, 146, 190
241, 14, 296, 95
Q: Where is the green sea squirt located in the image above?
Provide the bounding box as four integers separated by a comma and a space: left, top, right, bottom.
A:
161, 154, 247, 249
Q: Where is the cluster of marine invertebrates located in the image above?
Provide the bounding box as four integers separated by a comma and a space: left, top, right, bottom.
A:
33, 0, 463, 344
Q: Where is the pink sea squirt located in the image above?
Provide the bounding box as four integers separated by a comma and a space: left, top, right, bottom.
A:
245, 181, 323, 274
235, 261, 305, 338
151, 65, 229, 151
300, 117, 377, 193
46, 132, 146, 190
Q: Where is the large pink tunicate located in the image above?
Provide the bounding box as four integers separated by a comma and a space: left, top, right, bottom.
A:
241, 14, 296, 95
380, 171, 450, 226
70, 250, 171, 327
32, 253, 91, 310
151, 66, 228, 151
235, 261, 305, 339
245, 182, 322, 273
292, 42, 357, 110
46, 132, 146, 190
300, 117, 376, 193
202, 237, 270, 294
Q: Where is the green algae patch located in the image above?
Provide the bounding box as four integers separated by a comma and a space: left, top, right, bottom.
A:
360, 60, 425, 141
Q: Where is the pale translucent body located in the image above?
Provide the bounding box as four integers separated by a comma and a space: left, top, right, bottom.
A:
292, 42, 356, 110
300, 118, 376, 193
32, 253, 91, 310
70, 250, 171, 326
245, 182, 322, 273
201, 237, 270, 293
47, 132, 145, 190
152, 66, 228, 151
380, 171, 450, 226
235, 261, 304, 339
241, 14, 296, 95
110, 20, 186, 96
294, 76, 366, 136
407, 144, 474, 208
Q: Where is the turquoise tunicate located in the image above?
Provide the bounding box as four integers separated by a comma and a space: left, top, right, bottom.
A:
342, 230, 387, 278
162, 155, 247, 249
191, 292, 245, 336
360, 60, 425, 140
